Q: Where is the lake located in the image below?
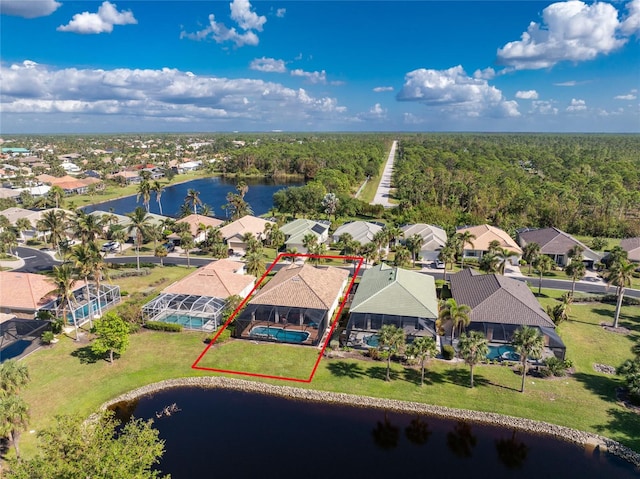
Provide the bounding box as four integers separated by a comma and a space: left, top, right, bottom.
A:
83, 177, 303, 218
114, 387, 638, 479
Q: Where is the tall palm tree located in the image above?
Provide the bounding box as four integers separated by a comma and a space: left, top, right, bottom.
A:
302, 233, 318, 253
125, 207, 151, 271
512, 326, 544, 393
179, 231, 195, 268
438, 298, 471, 344
532, 254, 554, 295
184, 189, 202, 218
0, 360, 30, 397
522, 242, 540, 275
372, 229, 388, 262
406, 336, 437, 386
567, 244, 584, 263
0, 394, 29, 459
565, 260, 586, 297
14, 217, 32, 243
245, 250, 266, 278
406, 233, 424, 267
49, 263, 79, 339
71, 210, 104, 245
494, 248, 517, 275
136, 178, 152, 213
47, 185, 65, 209
152, 181, 164, 215
606, 259, 635, 328
455, 231, 476, 269
458, 331, 489, 388
393, 245, 411, 268
70, 243, 98, 328
37, 209, 68, 257
377, 324, 405, 382
438, 245, 456, 281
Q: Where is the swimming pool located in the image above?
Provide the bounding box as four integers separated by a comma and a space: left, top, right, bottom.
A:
486, 344, 520, 361
365, 334, 379, 348
160, 314, 208, 329
249, 326, 310, 344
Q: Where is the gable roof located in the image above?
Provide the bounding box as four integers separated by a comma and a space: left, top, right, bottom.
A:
176, 214, 224, 237
456, 224, 522, 254
280, 219, 329, 245
401, 223, 448, 250
249, 264, 348, 310
0, 271, 59, 311
449, 269, 555, 328
163, 259, 255, 298
620, 237, 640, 262
333, 221, 383, 245
350, 264, 438, 318
218, 215, 274, 241
518, 227, 601, 261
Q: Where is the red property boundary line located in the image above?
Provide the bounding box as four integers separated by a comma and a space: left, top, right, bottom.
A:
191, 252, 364, 383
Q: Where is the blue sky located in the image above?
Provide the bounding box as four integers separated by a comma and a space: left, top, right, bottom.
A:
1, 0, 638, 133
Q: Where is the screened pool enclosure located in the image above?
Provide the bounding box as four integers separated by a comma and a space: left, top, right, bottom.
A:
44, 283, 121, 327
345, 312, 438, 348
142, 293, 226, 331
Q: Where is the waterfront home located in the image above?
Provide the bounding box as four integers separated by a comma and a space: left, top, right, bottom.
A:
400, 223, 448, 263
218, 215, 275, 255
233, 263, 349, 346
173, 214, 224, 244
0, 207, 70, 242
517, 227, 601, 268
449, 269, 566, 359
456, 224, 522, 264
345, 264, 439, 348
280, 218, 330, 254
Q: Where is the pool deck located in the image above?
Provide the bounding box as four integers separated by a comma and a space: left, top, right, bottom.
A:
241, 321, 320, 346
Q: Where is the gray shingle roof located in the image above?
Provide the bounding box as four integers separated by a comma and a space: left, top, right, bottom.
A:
518, 227, 601, 261
620, 237, 640, 262
449, 269, 555, 328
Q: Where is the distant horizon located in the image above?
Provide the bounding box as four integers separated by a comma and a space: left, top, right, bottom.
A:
2, 1, 639, 134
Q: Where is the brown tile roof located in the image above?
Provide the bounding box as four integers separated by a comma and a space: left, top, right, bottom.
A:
620, 237, 640, 262
249, 264, 349, 310
176, 215, 224, 237
163, 259, 255, 298
0, 271, 59, 311
219, 215, 275, 241
449, 269, 555, 328
457, 224, 522, 254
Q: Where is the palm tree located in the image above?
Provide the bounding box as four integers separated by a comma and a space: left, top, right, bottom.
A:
245, 251, 266, 278
568, 244, 584, 263
49, 263, 79, 339
406, 336, 437, 386
512, 326, 544, 393
377, 324, 405, 382
565, 260, 586, 297
487, 240, 502, 254
0, 360, 30, 397
184, 189, 202, 218
361, 242, 377, 266
438, 245, 456, 281
522, 242, 540, 275
302, 233, 318, 253
606, 259, 635, 328
458, 331, 489, 388
179, 231, 195, 267
406, 233, 424, 267
37, 209, 67, 257
71, 210, 104, 245
47, 185, 65, 209
0, 394, 29, 459
14, 217, 32, 243
456, 231, 476, 269
125, 207, 151, 271
136, 178, 152, 212
438, 298, 471, 344
532, 254, 554, 295
154, 245, 168, 267
393, 245, 411, 268
70, 243, 98, 328
151, 181, 164, 215
383, 224, 403, 250
494, 248, 517, 275
372, 229, 388, 261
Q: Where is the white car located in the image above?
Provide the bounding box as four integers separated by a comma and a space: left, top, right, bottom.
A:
101, 241, 120, 253
434, 260, 445, 269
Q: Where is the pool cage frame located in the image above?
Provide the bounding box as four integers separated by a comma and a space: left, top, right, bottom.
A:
466, 323, 566, 359
142, 293, 226, 332
233, 304, 329, 346
1, 318, 51, 362
43, 283, 121, 327
345, 312, 437, 348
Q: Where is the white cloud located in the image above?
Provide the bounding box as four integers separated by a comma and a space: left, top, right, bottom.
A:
290, 69, 327, 84
566, 98, 587, 112
497, 1, 626, 70
396, 65, 520, 118
472, 67, 496, 80
614, 93, 637, 100
0, 0, 61, 18
57, 1, 137, 34
373, 86, 394, 93
181, 0, 266, 47
531, 100, 558, 115
554, 81, 578, 87
0, 60, 347, 126
515, 90, 539, 100
357, 103, 387, 121
621, 0, 640, 36
250, 57, 286, 73
276, 8, 286, 18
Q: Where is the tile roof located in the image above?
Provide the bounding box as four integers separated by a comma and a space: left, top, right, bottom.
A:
518, 227, 601, 261
333, 221, 383, 245
280, 219, 329, 245
0, 271, 60, 311
163, 259, 255, 298
401, 223, 448, 250
620, 237, 640, 262
449, 269, 555, 328
456, 224, 522, 254
350, 264, 438, 318
176, 214, 224, 237
218, 215, 274, 241
249, 264, 349, 310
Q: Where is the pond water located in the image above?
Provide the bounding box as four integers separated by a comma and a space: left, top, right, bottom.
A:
83, 177, 302, 218
113, 387, 638, 479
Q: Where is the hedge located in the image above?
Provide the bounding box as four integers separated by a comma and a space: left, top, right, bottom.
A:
143, 321, 182, 332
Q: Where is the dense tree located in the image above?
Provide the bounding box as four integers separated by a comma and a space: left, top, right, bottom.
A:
377, 324, 405, 382
458, 331, 489, 388
0, 360, 30, 398
512, 326, 544, 393
617, 343, 640, 402
91, 312, 130, 364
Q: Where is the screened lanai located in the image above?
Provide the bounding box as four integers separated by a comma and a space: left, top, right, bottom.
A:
345, 313, 437, 348
466, 323, 566, 360
43, 283, 121, 328
142, 293, 225, 332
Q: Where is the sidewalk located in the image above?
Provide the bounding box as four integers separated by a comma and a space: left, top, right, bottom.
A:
503, 264, 608, 287
0, 253, 25, 270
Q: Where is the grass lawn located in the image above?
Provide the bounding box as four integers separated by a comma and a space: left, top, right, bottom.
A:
16, 288, 640, 459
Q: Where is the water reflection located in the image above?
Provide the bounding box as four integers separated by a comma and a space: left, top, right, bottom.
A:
495, 430, 528, 469
447, 421, 477, 458
405, 416, 432, 446
372, 412, 400, 450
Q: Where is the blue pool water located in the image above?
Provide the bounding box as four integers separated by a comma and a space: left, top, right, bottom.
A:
161, 314, 207, 329
249, 326, 310, 344
365, 334, 379, 348
68, 301, 109, 324
487, 344, 520, 361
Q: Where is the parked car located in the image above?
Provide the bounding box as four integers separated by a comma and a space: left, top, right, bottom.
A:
433, 260, 445, 269
162, 242, 175, 253
101, 241, 120, 253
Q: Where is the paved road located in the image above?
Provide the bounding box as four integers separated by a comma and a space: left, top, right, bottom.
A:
371, 140, 397, 208
14, 247, 61, 273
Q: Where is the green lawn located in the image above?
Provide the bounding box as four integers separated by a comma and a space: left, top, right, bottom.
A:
16, 289, 640, 459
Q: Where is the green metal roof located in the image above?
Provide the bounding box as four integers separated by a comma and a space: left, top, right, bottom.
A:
350, 264, 438, 318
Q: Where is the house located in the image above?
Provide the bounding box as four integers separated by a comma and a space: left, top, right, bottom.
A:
0, 271, 58, 319
173, 214, 224, 243
517, 227, 601, 268
620, 237, 640, 263
175, 161, 202, 173
233, 264, 349, 346
36, 174, 103, 195
400, 223, 448, 263
449, 269, 566, 358
345, 264, 439, 348
280, 218, 330, 253
142, 259, 256, 332
332, 221, 384, 246
0, 207, 68, 242
456, 224, 522, 264
111, 171, 142, 185
218, 215, 275, 255
1, 148, 30, 156
60, 162, 81, 174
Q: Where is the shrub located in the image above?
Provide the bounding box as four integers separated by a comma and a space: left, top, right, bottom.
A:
329, 339, 340, 350
41, 331, 55, 345
143, 321, 182, 332
543, 357, 573, 377
441, 344, 455, 360
367, 348, 380, 360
